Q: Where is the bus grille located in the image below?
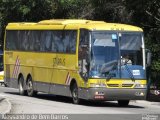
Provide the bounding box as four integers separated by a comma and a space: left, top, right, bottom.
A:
122, 84, 133, 87
107, 84, 133, 88
107, 84, 119, 87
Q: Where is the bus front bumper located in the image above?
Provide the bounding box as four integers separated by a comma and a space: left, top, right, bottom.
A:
79, 88, 147, 101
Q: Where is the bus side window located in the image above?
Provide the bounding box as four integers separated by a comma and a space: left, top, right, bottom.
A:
6, 31, 17, 50
45, 31, 52, 52
28, 31, 34, 51
63, 30, 77, 53
51, 31, 56, 52
40, 31, 51, 52
79, 29, 89, 60
58, 31, 64, 52
34, 31, 41, 51
79, 29, 89, 78
40, 31, 44, 51
21, 31, 29, 51
70, 31, 76, 53
53, 31, 63, 52
63, 31, 70, 53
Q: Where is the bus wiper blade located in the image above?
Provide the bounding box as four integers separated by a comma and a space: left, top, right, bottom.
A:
100, 60, 118, 73
105, 61, 118, 80
124, 64, 135, 81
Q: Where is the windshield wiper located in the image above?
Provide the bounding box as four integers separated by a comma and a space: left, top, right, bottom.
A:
100, 60, 117, 73
100, 60, 118, 80
124, 63, 135, 81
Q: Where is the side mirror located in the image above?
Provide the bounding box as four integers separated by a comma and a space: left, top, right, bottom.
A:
146, 49, 152, 66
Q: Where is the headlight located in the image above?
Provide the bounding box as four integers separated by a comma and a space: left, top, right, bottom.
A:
134, 84, 147, 88
90, 83, 106, 88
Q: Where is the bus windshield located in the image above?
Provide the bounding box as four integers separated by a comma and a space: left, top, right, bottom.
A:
120, 33, 144, 79
89, 32, 145, 79
90, 32, 119, 78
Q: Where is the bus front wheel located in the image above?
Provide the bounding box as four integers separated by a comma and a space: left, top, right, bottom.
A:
18, 76, 27, 95
26, 77, 37, 97
71, 83, 80, 104
118, 100, 129, 107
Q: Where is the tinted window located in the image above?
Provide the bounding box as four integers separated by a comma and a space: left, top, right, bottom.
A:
6, 31, 18, 50
20, 31, 30, 50
63, 31, 77, 53
6, 30, 77, 54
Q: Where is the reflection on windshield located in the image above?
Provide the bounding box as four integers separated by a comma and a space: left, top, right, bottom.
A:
90, 32, 119, 78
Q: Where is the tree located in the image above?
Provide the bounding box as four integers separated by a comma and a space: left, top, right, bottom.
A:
0, 0, 57, 49
144, 0, 160, 79
91, 0, 132, 23
54, 0, 93, 19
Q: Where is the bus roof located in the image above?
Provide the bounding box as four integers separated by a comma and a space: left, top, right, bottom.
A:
6, 19, 143, 32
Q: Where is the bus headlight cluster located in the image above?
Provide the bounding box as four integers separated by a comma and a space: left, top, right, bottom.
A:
134, 84, 147, 88
90, 83, 106, 88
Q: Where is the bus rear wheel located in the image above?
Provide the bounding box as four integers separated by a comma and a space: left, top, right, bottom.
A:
26, 77, 37, 97
18, 76, 27, 95
71, 83, 80, 104
118, 100, 129, 107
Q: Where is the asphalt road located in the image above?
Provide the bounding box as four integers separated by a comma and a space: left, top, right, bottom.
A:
0, 85, 160, 120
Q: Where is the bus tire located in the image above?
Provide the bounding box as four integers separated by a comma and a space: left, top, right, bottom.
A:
118, 100, 129, 107
18, 76, 27, 96
71, 83, 80, 104
26, 76, 37, 97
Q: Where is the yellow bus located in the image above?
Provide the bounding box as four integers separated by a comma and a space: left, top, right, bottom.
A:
4, 19, 148, 106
